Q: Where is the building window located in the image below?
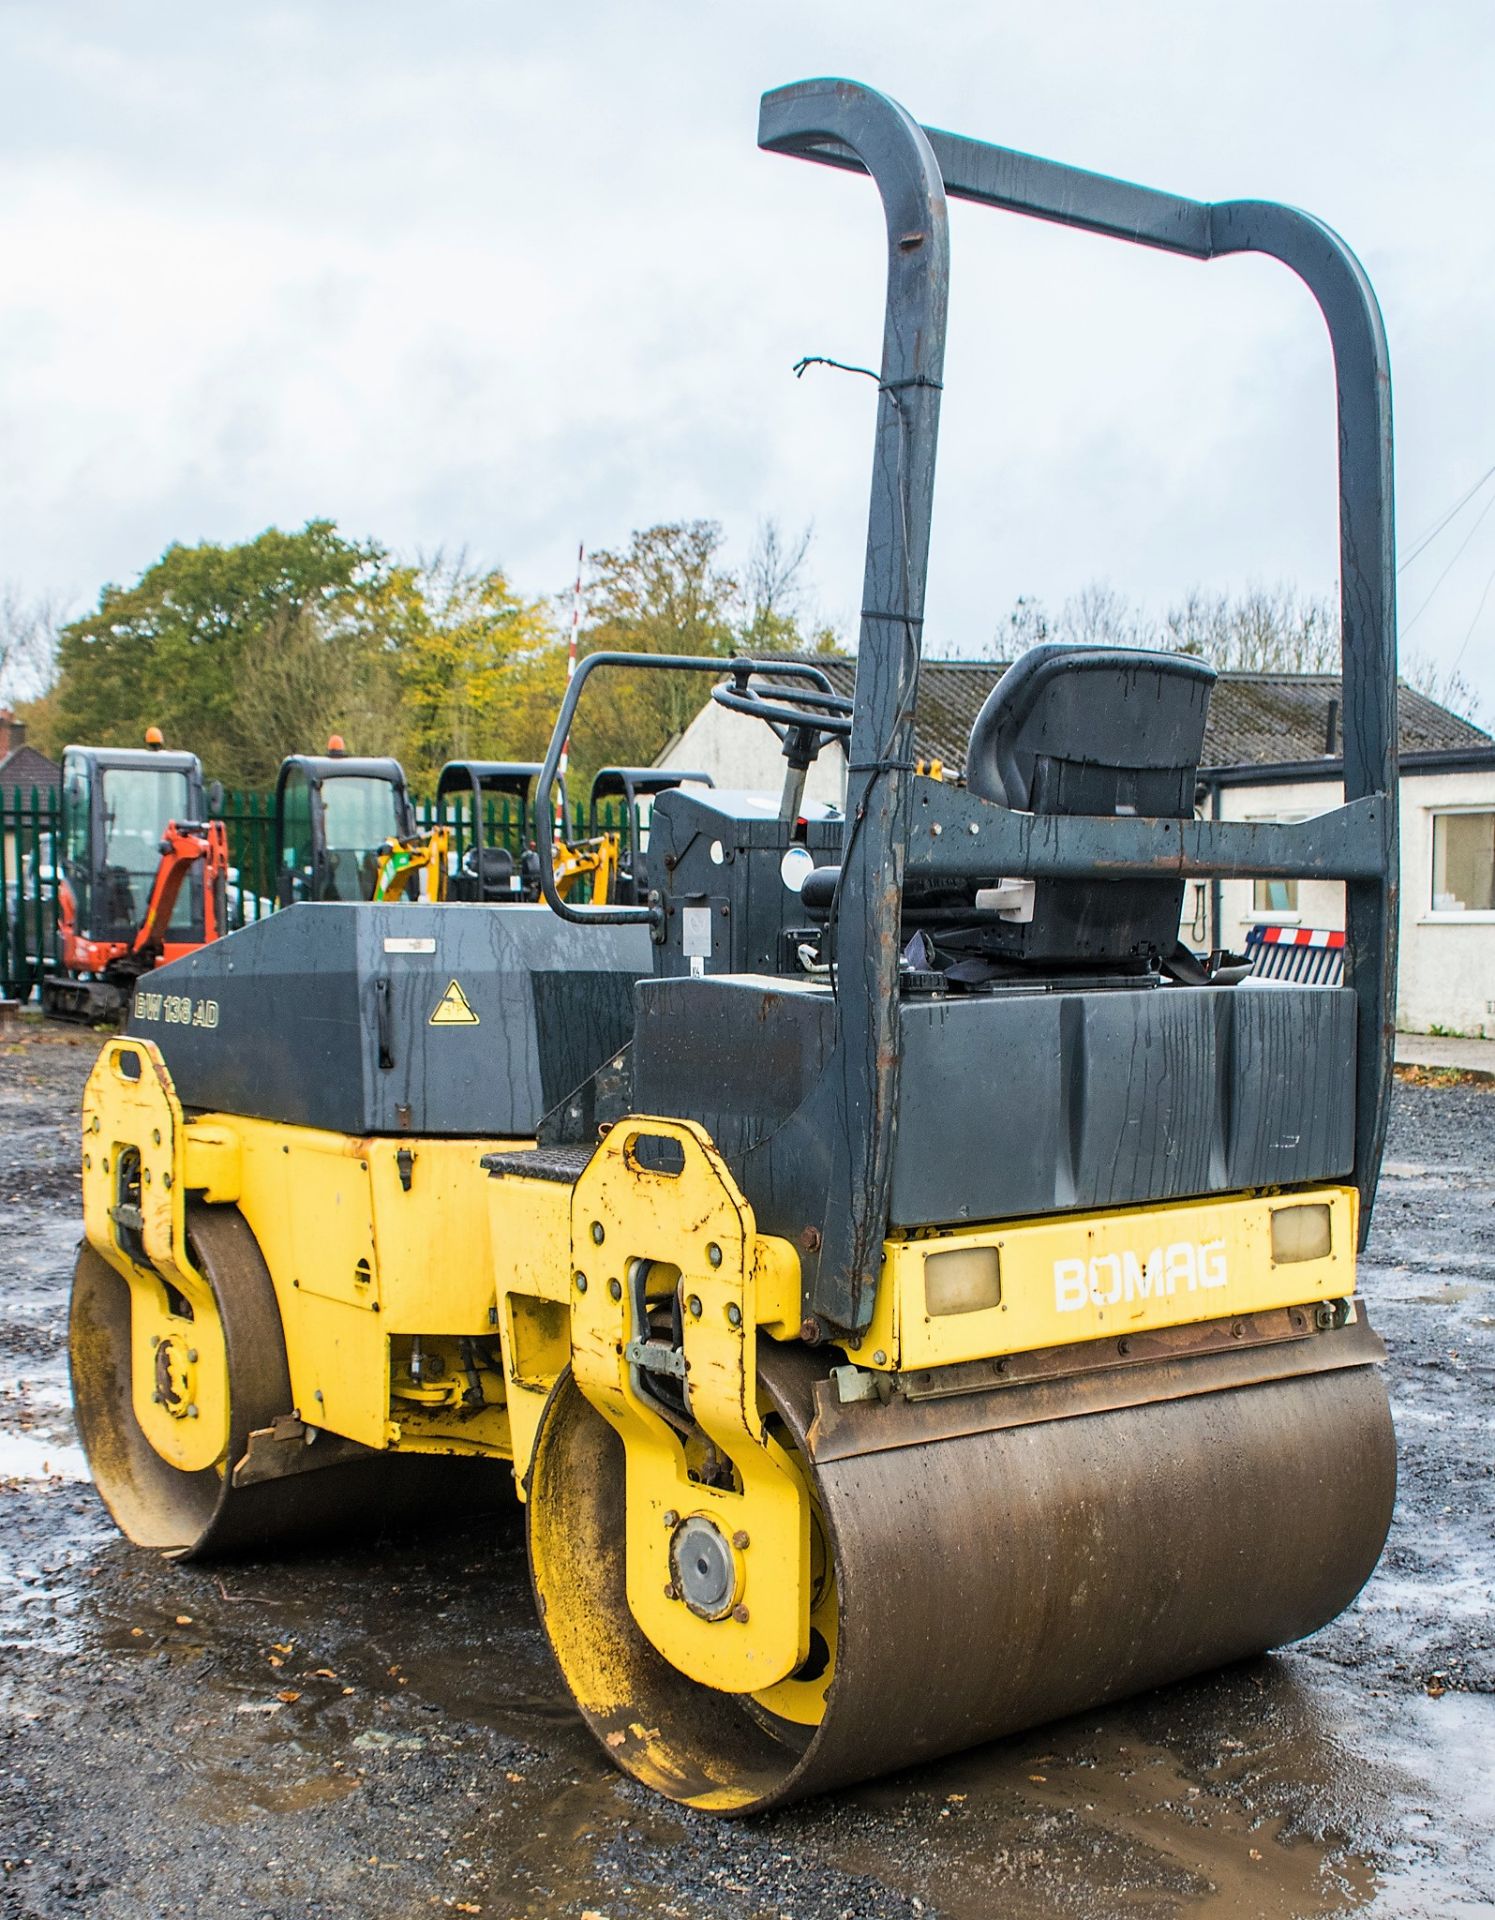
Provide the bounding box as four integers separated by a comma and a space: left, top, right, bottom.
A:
1253, 876, 1299, 915
1432, 811, 1495, 913
1244, 810, 1312, 918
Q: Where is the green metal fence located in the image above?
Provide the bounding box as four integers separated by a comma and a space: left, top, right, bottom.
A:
0, 786, 627, 1002
1, 785, 58, 1001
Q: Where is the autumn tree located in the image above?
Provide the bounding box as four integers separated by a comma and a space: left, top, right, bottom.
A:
228, 597, 403, 788
569, 521, 742, 778
567, 518, 842, 779
28, 514, 850, 795
392, 551, 566, 786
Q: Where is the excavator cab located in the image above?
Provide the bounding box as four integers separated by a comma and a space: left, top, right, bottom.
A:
273, 749, 416, 906
587, 767, 714, 905
44, 739, 225, 1019
58, 744, 205, 950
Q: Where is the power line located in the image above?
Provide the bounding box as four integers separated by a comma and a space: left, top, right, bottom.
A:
1448, 554, 1495, 675
1399, 461, 1495, 573
1400, 486, 1495, 640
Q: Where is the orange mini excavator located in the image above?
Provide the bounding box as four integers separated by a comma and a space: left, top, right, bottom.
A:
43, 730, 229, 1021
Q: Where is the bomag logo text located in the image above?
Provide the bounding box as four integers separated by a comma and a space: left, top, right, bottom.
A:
1054, 1239, 1228, 1313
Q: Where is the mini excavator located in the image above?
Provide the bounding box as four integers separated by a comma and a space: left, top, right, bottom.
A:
70, 79, 1399, 1814
44, 732, 229, 1022
435, 760, 706, 906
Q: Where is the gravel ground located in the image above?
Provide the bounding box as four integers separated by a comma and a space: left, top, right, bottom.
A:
0, 1018, 1491, 1920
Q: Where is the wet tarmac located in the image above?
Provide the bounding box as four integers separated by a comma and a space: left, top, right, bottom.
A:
1, 1017, 1491, 1919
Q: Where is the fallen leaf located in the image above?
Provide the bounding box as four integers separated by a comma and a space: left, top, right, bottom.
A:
313, 1668, 337, 1679
604, 1730, 627, 1749
175, 1615, 193, 1626
946, 1793, 966, 1803
504, 1771, 525, 1783
456, 1906, 481, 1915
1029, 1774, 1047, 1783
1426, 1680, 1446, 1698
277, 1690, 301, 1704
1249, 1849, 1263, 1861
268, 1655, 284, 1668
273, 1642, 294, 1654
129, 1627, 143, 1638
342, 1686, 356, 1696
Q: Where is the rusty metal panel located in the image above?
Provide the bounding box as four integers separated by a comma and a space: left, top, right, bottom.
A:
807, 1311, 1385, 1463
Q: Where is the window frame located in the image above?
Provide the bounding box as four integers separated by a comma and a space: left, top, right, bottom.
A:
1423, 804, 1495, 923
1242, 810, 1310, 925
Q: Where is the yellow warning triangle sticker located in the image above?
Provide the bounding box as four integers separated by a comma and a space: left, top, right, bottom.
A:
429, 978, 480, 1027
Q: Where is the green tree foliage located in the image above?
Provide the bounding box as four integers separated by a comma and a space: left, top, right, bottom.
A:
32, 515, 846, 795
228, 595, 404, 789
41, 522, 396, 781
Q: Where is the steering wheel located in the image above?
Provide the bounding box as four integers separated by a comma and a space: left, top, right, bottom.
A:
711, 665, 854, 768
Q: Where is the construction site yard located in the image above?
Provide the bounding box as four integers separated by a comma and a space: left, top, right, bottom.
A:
0, 1017, 1491, 1920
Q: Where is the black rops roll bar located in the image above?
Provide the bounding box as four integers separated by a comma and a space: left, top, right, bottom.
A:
434, 761, 568, 853
755, 78, 1397, 1330
587, 767, 716, 837
533, 654, 839, 924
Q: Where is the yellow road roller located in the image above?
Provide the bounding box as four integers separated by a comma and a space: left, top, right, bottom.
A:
71, 77, 1400, 1813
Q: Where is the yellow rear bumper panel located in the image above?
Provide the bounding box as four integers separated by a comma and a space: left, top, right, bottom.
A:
851, 1186, 1358, 1372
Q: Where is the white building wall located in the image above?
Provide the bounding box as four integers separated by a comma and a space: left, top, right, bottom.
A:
666, 700, 848, 811
1212, 768, 1495, 1038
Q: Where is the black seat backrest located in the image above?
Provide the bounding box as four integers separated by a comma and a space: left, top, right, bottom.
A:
475, 846, 515, 898
965, 644, 1215, 965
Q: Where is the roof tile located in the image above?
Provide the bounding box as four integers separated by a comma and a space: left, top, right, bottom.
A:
762, 656, 1492, 774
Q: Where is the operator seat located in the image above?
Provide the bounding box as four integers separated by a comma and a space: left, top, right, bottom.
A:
964, 644, 1215, 966
465, 845, 515, 900
101, 866, 136, 923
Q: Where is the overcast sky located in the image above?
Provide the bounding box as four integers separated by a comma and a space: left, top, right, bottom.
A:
3, 1, 1493, 714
